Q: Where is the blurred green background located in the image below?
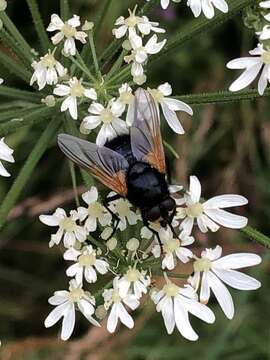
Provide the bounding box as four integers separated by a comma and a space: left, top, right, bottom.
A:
0, 0, 269, 359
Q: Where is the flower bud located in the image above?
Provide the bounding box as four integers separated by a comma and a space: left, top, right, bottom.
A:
122, 39, 132, 51
0, 0, 7, 11
82, 21, 94, 31
101, 227, 113, 240
133, 74, 146, 85
106, 237, 117, 251
126, 238, 140, 252
41, 95, 56, 107
80, 121, 91, 135
95, 305, 107, 320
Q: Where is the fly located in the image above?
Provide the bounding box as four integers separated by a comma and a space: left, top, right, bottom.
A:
58, 88, 177, 243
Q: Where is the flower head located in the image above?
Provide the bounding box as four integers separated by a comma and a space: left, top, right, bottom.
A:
175, 176, 248, 235
114, 83, 135, 126
189, 245, 261, 319
47, 14, 87, 56
103, 277, 140, 333
151, 279, 215, 341
44, 280, 100, 341
82, 99, 128, 146
118, 266, 151, 298
64, 245, 109, 284
110, 198, 139, 231
187, 0, 228, 19
30, 50, 67, 90
148, 83, 193, 134
77, 188, 112, 232
54, 77, 97, 120
227, 43, 270, 96
113, 6, 165, 40
39, 208, 87, 248
0, 137, 14, 177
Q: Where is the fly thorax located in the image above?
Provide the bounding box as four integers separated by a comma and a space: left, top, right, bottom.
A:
70, 80, 85, 97
59, 217, 77, 232
88, 201, 104, 218
41, 53, 57, 69
125, 268, 141, 282
78, 253, 96, 267
68, 288, 84, 302
193, 257, 212, 272
62, 23, 77, 38
163, 283, 179, 297
261, 51, 270, 64
185, 202, 203, 218
163, 238, 180, 253
100, 109, 113, 124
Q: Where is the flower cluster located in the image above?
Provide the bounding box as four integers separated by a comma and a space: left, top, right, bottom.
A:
113, 6, 166, 84
227, 2, 270, 95
146, 0, 229, 19
40, 178, 261, 341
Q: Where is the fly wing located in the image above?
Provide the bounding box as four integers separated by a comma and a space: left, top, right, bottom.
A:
58, 134, 129, 196
130, 88, 166, 174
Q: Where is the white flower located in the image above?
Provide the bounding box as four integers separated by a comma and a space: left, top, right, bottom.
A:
187, 0, 228, 19
44, 280, 100, 341
47, 14, 87, 56
158, 228, 194, 270
39, 208, 87, 248
77, 187, 112, 232
260, 1, 270, 21
118, 267, 151, 298
53, 77, 97, 120
257, 25, 270, 40
64, 245, 109, 284
113, 6, 165, 40
82, 99, 127, 146
189, 245, 262, 319
227, 44, 270, 96
0, 78, 3, 85
125, 34, 166, 84
146, 0, 181, 10
148, 83, 193, 134
175, 176, 248, 235
30, 50, 66, 90
110, 198, 139, 231
114, 83, 135, 126
0, 137, 14, 177
103, 277, 140, 333
151, 280, 215, 341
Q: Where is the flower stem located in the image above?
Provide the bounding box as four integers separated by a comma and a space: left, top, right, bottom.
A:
60, 0, 70, 21
0, 86, 42, 102
26, 0, 51, 53
0, 118, 61, 231
0, 29, 31, 67
88, 32, 102, 79
241, 225, 270, 249
175, 88, 270, 105
70, 55, 96, 83
0, 12, 33, 63
0, 50, 32, 82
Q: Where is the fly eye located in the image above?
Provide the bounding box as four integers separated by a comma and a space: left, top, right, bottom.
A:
161, 197, 176, 212
145, 206, 161, 222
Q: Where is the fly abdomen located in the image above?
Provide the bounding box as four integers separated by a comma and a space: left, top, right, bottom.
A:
127, 161, 169, 208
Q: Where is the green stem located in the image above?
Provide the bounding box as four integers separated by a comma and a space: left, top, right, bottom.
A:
88, 32, 101, 78
0, 50, 32, 82
150, 0, 254, 65
93, 0, 112, 38
163, 140, 179, 159
241, 225, 270, 249
0, 118, 61, 230
175, 88, 270, 105
106, 49, 126, 81
0, 105, 57, 136
60, 0, 70, 21
0, 86, 41, 102
26, 0, 51, 53
0, 12, 33, 63
0, 29, 31, 67
70, 56, 96, 83
0, 105, 40, 122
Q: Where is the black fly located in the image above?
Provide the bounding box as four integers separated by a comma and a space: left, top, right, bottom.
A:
58, 88, 177, 243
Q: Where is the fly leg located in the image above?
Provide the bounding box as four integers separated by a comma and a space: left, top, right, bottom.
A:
142, 216, 163, 253
160, 207, 179, 240
103, 194, 121, 240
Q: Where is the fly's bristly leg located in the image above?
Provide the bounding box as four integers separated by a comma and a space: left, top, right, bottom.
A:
142, 216, 163, 253
103, 194, 122, 240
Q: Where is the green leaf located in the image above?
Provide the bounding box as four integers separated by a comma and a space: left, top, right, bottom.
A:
0, 50, 32, 82
175, 88, 270, 105
0, 118, 61, 230
26, 0, 51, 53
0, 105, 57, 136
0, 29, 31, 67
0, 86, 42, 102
241, 225, 270, 249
